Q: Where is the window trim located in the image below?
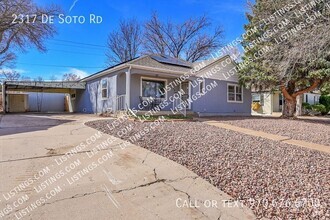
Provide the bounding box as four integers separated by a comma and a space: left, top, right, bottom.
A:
140, 76, 168, 100
101, 78, 108, 99
180, 80, 192, 109
199, 78, 205, 93
70, 93, 76, 100
227, 83, 243, 103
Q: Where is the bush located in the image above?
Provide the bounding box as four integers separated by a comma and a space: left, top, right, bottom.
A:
302, 102, 312, 110
319, 95, 330, 113
311, 104, 328, 115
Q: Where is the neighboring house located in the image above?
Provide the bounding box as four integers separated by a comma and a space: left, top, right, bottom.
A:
251, 91, 283, 115
74, 54, 252, 116
251, 90, 320, 115
303, 92, 320, 105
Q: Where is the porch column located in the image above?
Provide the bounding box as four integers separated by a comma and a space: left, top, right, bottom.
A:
125, 67, 131, 109
2, 82, 6, 114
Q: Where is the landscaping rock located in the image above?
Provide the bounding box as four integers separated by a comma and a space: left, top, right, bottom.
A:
86, 119, 330, 219
212, 117, 329, 146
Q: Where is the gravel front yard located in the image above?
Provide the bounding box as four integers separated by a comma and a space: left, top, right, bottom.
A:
209, 117, 330, 146
86, 119, 330, 219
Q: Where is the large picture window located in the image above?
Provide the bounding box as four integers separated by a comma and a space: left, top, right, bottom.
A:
141, 79, 166, 98
101, 78, 108, 99
227, 84, 243, 103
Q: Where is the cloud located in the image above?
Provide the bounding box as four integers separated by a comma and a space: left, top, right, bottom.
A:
56, 68, 89, 80
68, 68, 89, 78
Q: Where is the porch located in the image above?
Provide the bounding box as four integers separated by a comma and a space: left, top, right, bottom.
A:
113, 68, 195, 116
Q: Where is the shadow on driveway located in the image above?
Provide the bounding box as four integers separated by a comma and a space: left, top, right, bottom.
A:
0, 113, 74, 136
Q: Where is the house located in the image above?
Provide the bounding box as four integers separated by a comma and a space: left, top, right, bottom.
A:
74, 54, 252, 116
251, 90, 321, 115
303, 92, 321, 105
251, 90, 283, 115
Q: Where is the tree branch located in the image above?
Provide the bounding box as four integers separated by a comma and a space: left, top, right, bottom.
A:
292, 79, 321, 98
280, 82, 294, 101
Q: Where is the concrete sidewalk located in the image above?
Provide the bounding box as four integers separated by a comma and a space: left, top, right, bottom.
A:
0, 114, 256, 220
199, 119, 329, 154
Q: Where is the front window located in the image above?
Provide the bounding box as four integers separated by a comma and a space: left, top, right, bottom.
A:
199, 79, 204, 93
101, 79, 108, 99
142, 79, 165, 98
227, 84, 243, 102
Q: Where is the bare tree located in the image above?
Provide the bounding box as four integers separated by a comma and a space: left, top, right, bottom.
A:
62, 73, 81, 81
0, 69, 21, 81
34, 76, 43, 82
106, 19, 142, 65
49, 75, 57, 81
144, 13, 223, 62
0, 0, 61, 67
21, 75, 31, 81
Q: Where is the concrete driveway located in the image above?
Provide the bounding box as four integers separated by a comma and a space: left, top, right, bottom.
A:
0, 114, 255, 220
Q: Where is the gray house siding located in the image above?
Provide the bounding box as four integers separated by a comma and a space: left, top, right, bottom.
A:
191, 79, 251, 116
76, 74, 251, 115
75, 58, 251, 116
75, 75, 117, 113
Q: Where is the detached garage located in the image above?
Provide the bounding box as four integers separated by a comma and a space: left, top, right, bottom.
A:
2, 81, 86, 114
6, 92, 66, 113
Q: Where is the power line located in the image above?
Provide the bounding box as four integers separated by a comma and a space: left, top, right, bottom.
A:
16, 62, 104, 69
47, 48, 105, 56
50, 39, 107, 48
49, 39, 107, 48
46, 42, 106, 50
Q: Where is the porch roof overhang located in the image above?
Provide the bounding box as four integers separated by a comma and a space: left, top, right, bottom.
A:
3, 81, 86, 93
81, 64, 188, 82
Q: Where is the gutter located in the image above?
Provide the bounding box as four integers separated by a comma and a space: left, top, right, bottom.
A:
81, 64, 187, 82
80, 64, 129, 82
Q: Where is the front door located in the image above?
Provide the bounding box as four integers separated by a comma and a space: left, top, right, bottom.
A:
180, 81, 190, 109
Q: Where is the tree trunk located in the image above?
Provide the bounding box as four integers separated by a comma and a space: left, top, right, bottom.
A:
283, 98, 297, 117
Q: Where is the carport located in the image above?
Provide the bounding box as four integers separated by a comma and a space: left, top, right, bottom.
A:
2, 81, 86, 113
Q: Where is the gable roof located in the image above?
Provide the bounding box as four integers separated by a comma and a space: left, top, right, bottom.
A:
81, 54, 236, 82
131, 55, 192, 72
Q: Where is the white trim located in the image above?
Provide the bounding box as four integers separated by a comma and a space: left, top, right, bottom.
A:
140, 76, 168, 100
131, 64, 185, 75
101, 78, 109, 100
227, 83, 243, 103
81, 65, 128, 82
125, 67, 131, 109
179, 81, 191, 109
82, 63, 186, 82
199, 78, 205, 93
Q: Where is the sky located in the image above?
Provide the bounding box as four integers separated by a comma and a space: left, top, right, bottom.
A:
10, 0, 250, 80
